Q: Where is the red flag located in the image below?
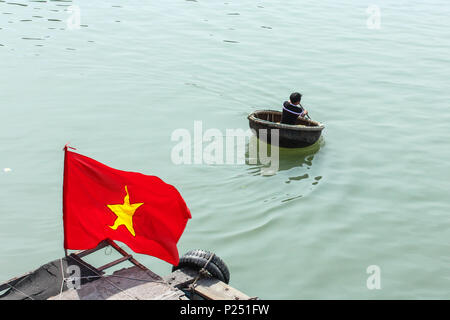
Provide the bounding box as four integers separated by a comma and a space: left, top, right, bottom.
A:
62, 147, 191, 265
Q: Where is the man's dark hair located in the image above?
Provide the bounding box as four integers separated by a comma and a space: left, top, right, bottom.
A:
290, 92, 302, 104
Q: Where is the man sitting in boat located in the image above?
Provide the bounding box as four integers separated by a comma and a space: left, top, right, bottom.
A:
281, 92, 308, 125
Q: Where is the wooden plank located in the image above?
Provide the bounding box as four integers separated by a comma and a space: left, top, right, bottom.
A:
0, 272, 32, 292
74, 240, 109, 258
67, 253, 104, 278
70, 240, 148, 272
97, 255, 131, 271
48, 266, 185, 300
106, 239, 148, 271
162, 268, 198, 288
193, 278, 252, 300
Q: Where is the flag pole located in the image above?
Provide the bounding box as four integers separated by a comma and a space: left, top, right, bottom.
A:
62, 144, 73, 259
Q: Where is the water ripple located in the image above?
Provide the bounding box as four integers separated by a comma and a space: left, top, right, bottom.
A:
6, 2, 27, 6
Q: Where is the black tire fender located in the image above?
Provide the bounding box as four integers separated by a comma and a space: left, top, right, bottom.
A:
173, 249, 230, 284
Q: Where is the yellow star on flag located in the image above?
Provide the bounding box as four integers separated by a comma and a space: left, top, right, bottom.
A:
107, 185, 143, 237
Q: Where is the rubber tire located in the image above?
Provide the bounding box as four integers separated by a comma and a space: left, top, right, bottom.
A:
173, 249, 230, 284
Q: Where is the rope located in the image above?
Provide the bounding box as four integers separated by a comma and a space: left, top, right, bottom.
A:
64, 256, 140, 300
3, 282, 35, 300
70, 274, 167, 285
189, 253, 215, 293
1, 259, 67, 301
1, 256, 170, 300
58, 258, 65, 299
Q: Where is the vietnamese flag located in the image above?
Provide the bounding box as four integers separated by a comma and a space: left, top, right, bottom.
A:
62, 146, 191, 265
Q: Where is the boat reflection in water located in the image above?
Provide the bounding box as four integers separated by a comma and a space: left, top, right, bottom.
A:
245, 134, 324, 176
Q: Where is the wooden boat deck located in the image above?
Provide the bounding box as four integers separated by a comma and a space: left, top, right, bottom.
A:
0, 240, 254, 300
48, 266, 186, 300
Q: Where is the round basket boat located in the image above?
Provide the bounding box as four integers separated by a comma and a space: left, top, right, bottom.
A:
248, 110, 325, 148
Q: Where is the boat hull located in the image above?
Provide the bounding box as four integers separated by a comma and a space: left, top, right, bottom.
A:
248, 110, 324, 148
